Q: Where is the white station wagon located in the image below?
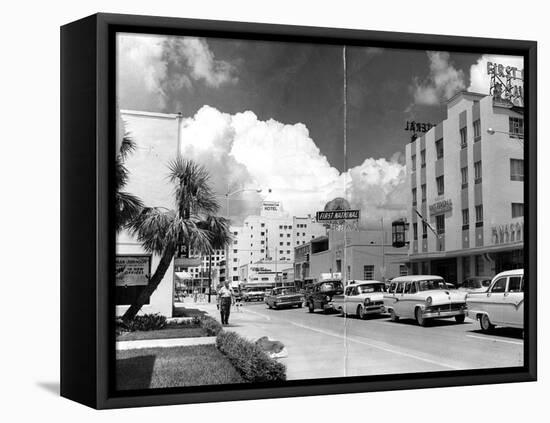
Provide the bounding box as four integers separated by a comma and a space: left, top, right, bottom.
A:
384, 275, 467, 326
466, 269, 524, 332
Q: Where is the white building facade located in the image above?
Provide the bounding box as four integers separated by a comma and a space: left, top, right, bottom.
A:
405, 92, 524, 283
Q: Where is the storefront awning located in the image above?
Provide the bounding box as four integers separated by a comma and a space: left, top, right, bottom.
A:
175, 271, 192, 280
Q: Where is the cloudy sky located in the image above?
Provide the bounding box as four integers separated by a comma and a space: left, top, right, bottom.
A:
117, 33, 522, 226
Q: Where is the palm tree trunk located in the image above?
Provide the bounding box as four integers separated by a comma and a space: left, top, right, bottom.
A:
207, 254, 212, 303
122, 244, 176, 321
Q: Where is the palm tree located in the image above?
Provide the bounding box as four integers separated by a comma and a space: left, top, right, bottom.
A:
122, 157, 232, 320
116, 135, 143, 232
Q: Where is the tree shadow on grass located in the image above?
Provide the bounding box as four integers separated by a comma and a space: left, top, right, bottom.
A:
116, 354, 156, 391
173, 305, 207, 318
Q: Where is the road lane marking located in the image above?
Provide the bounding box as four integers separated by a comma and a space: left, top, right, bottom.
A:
466, 335, 523, 345
290, 322, 461, 370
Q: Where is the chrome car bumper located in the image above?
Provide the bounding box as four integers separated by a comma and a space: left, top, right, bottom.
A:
422, 309, 466, 318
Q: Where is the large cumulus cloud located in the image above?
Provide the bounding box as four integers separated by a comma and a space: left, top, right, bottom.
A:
179, 106, 407, 226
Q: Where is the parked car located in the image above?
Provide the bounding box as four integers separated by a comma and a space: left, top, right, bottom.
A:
458, 276, 492, 293
383, 275, 467, 326
466, 269, 524, 332
265, 287, 304, 309
330, 280, 386, 319
305, 279, 344, 313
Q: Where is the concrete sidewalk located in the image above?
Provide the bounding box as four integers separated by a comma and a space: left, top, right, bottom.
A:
116, 336, 216, 350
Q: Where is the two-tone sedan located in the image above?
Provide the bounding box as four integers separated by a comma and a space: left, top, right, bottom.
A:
466, 269, 524, 332
384, 275, 467, 326
264, 287, 304, 309
330, 280, 386, 319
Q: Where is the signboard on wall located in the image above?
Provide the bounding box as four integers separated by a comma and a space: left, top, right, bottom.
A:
316, 210, 360, 221
116, 255, 151, 286
429, 199, 453, 215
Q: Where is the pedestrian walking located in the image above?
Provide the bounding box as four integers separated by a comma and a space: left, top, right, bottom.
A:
217, 281, 234, 325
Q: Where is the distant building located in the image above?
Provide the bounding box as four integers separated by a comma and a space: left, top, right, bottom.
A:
305, 229, 409, 284
405, 91, 524, 283
224, 200, 326, 283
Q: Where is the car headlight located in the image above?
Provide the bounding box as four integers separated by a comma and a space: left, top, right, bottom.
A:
326, 295, 331, 302
426, 296, 432, 305
364, 298, 371, 305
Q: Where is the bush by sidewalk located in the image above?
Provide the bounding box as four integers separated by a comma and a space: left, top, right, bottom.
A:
117, 313, 167, 333
216, 331, 286, 382
199, 315, 223, 336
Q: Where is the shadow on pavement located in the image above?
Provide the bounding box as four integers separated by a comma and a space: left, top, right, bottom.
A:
388, 318, 473, 328
469, 327, 524, 340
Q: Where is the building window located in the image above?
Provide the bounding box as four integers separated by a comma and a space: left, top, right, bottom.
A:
413, 223, 418, 240
233, 267, 237, 271
363, 265, 374, 280
233, 258, 238, 262
475, 255, 484, 275
261, 223, 265, 228
509, 117, 524, 138
512, 203, 524, 218
473, 119, 481, 141
287, 250, 291, 254
422, 222, 427, 239
461, 167, 468, 189
462, 208, 469, 230
279, 242, 283, 246
260, 249, 265, 254
233, 231, 238, 236
460, 127, 467, 148
436, 214, 445, 235
287, 242, 290, 246
233, 249, 238, 253
289, 225, 292, 229
279, 250, 283, 255
287, 234, 291, 238
412, 188, 417, 206
233, 240, 238, 245
435, 138, 444, 159
260, 232, 265, 236
436, 176, 444, 195
475, 205, 484, 227
421, 184, 426, 202
510, 159, 524, 181
421, 149, 426, 168
399, 265, 408, 276
279, 233, 283, 237
279, 225, 283, 229
412, 154, 417, 171
474, 161, 482, 184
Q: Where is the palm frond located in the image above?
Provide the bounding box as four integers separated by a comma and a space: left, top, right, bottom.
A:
197, 215, 233, 251
119, 133, 136, 161
167, 157, 220, 217
127, 207, 176, 254
116, 191, 144, 232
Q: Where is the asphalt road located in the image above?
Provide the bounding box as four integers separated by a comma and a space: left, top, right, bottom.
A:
220, 301, 524, 380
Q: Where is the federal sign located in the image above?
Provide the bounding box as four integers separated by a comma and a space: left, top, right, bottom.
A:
316, 210, 360, 221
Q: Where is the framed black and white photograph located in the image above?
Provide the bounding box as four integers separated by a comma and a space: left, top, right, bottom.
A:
60, 12, 537, 409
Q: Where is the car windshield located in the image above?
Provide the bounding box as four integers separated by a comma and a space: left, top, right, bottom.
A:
417, 279, 446, 291
472, 279, 491, 288
320, 282, 342, 292
357, 284, 385, 293
272, 288, 297, 295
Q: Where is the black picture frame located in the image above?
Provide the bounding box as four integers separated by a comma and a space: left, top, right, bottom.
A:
60, 12, 537, 409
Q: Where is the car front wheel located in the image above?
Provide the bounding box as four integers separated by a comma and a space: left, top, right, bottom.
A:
416, 307, 427, 326
389, 309, 399, 322
357, 305, 366, 320
480, 314, 494, 332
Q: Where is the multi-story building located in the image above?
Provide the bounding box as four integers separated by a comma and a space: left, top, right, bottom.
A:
225, 200, 326, 283
306, 229, 409, 284
174, 249, 225, 293
405, 91, 524, 283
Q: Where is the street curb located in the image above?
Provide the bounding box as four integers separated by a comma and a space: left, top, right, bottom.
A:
116, 336, 217, 350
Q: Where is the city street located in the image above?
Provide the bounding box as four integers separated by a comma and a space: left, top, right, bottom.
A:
197, 300, 524, 380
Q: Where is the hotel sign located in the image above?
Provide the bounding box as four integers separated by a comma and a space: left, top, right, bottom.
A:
116, 255, 151, 286
316, 210, 360, 221
404, 121, 436, 134
429, 199, 453, 215
262, 201, 280, 212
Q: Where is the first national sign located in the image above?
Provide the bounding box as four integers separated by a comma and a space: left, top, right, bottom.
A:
316, 210, 360, 221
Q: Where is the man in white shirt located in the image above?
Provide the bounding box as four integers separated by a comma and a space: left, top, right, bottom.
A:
217, 281, 234, 325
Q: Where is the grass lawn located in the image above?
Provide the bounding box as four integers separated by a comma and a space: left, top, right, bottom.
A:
116, 345, 244, 390
116, 324, 208, 341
